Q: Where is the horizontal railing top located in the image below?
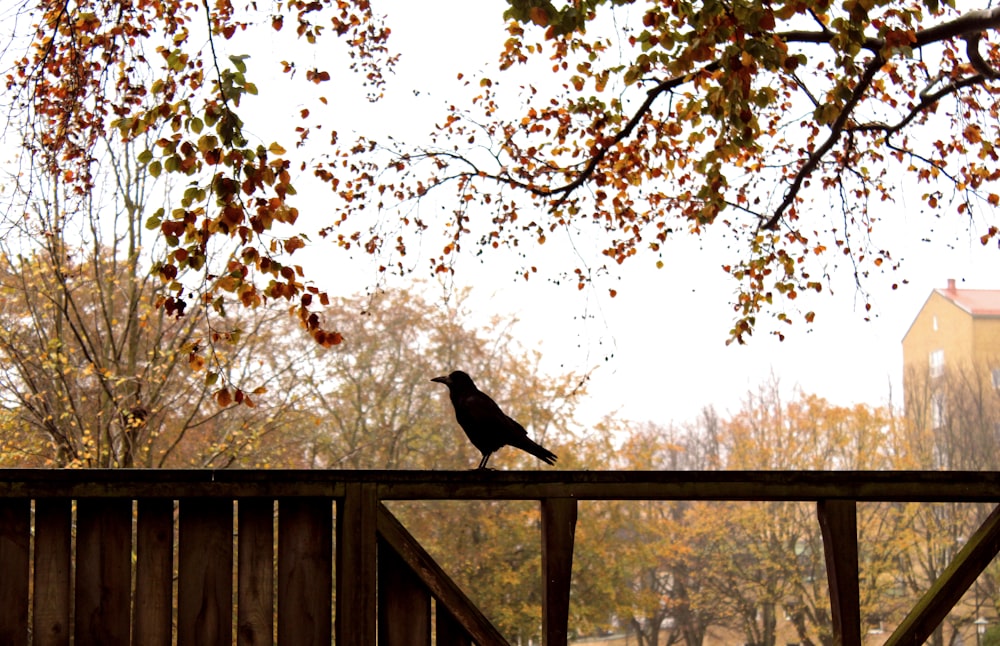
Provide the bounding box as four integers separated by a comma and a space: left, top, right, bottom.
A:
0, 469, 999, 501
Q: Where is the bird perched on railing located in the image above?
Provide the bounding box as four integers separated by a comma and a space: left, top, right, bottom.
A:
431, 370, 557, 470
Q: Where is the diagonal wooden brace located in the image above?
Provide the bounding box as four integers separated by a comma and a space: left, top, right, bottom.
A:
885, 503, 1000, 646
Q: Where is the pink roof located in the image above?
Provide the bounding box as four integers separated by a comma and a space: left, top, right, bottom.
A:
937, 283, 1000, 317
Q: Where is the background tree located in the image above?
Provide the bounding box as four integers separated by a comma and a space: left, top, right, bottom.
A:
0, 129, 319, 467
599, 421, 725, 646
708, 380, 916, 646
903, 362, 1000, 470
300, 285, 585, 470
0, 245, 316, 467
898, 363, 1000, 645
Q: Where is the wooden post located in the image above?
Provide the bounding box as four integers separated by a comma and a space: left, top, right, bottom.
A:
378, 538, 431, 646
238, 499, 275, 646
33, 498, 72, 646
278, 498, 333, 646
818, 500, 861, 646
75, 498, 131, 646
134, 499, 174, 646
0, 499, 30, 646
178, 498, 233, 646
541, 498, 578, 646
337, 483, 378, 646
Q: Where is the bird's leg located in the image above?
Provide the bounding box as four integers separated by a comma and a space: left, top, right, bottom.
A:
477, 453, 492, 470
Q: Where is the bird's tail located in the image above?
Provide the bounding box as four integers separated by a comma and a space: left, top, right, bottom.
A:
513, 436, 557, 465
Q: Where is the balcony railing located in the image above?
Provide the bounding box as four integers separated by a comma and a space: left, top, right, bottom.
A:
2, 469, 1000, 646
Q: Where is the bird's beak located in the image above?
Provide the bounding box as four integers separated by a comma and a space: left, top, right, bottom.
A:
430, 375, 450, 385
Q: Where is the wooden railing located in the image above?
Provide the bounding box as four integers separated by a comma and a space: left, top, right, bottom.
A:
2, 470, 1000, 646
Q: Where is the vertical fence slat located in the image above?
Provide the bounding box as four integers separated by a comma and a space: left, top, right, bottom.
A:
178, 498, 233, 646
436, 604, 473, 646
75, 498, 132, 646
277, 498, 332, 646
377, 539, 430, 646
818, 499, 861, 646
541, 498, 577, 646
238, 499, 275, 646
134, 498, 174, 646
336, 483, 378, 646
33, 498, 72, 646
0, 498, 30, 646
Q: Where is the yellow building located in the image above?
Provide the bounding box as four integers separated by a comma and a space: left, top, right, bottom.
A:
903, 279, 1000, 379
902, 279, 1000, 426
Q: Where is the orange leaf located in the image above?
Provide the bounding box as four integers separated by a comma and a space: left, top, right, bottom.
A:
529, 6, 549, 27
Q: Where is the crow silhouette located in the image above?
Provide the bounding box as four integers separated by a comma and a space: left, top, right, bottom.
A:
431, 370, 557, 469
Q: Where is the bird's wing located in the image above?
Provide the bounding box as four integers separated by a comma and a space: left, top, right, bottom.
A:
455, 391, 506, 426
453, 392, 526, 438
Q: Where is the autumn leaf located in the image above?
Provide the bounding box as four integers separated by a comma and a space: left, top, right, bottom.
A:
216, 388, 233, 407
529, 7, 549, 27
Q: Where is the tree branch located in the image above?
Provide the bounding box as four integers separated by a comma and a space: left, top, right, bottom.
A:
761, 54, 885, 231
965, 32, 1000, 79
915, 7, 1000, 47
851, 74, 983, 137
539, 61, 720, 207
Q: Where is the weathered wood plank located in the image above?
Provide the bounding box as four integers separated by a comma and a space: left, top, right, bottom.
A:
0, 498, 30, 646
75, 498, 132, 646
336, 483, 378, 646
436, 604, 473, 646
5, 469, 1000, 502
238, 499, 275, 646
376, 504, 510, 646
378, 539, 431, 646
277, 498, 332, 646
33, 498, 72, 646
134, 498, 174, 646
884, 503, 1000, 646
818, 500, 861, 646
178, 498, 233, 646
541, 498, 577, 646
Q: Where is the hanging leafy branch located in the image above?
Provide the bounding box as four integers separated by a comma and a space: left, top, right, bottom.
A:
4, 0, 397, 353
328, 0, 1000, 342
7, 0, 1000, 348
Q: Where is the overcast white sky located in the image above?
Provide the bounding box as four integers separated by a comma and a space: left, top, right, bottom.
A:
241, 0, 1000, 427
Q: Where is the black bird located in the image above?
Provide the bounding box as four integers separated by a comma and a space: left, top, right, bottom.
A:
431, 370, 557, 470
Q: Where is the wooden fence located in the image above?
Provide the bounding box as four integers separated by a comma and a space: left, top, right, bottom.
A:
2, 470, 1000, 646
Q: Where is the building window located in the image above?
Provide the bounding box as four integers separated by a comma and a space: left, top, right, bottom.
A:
932, 392, 946, 429
932, 315, 938, 332
929, 349, 945, 378
993, 368, 1000, 390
